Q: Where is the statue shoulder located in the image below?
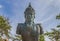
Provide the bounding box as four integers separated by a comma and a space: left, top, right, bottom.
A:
16, 23, 24, 34
17, 23, 24, 27
17, 23, 25, 31
36, 24, 41, 28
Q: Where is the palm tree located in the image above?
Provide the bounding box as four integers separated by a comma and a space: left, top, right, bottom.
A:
0, 16, 11, 40
45, 14, 60, 41
45, 28, 60, 41
10, 35, 22, 41
56, 14, 60, 19
39, 34, 45, 41
56, 14, 60, 27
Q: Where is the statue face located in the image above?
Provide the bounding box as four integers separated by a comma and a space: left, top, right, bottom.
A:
25, 13, 35, 22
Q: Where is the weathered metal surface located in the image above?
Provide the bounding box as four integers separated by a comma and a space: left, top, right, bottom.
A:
16, 3, 43, 41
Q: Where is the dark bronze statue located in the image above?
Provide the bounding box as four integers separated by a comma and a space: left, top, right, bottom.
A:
16, 3, 43, 41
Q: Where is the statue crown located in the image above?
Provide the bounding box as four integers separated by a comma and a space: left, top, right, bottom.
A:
24, 3, 35, 15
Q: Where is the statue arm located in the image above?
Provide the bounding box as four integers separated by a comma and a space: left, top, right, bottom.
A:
36, 24, 43, 35
39, 25, 43, 35
16, 23, 22, 35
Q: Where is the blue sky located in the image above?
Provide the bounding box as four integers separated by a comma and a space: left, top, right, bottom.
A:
0, 0, 60, 41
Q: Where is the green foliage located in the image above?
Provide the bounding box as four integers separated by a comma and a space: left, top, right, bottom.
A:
0, 37, 3, 41
0, 16, 11, 39
57, 25, 60, 28
56, 14, 60, 19
45, 28, 60, 41
56, 14, 60, 28
39, 35, 45, 41
45, 14, 60, 41
15, 35, 22, 40
11, 35, 22, 41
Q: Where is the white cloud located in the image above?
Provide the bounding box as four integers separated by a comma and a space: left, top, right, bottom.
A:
0, 5, 3, 9
40, 17, 53, 23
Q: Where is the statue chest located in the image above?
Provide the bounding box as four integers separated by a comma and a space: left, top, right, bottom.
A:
16, 23, 41, 35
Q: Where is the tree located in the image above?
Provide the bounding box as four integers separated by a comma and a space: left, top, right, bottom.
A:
10, 35, 22, 41
45, 14, 60, 41
45, 28, 60, 41
56, 14, 60, 19
0, 16, 11, 40
56, 14, 60, 28
39, 34, 45, 41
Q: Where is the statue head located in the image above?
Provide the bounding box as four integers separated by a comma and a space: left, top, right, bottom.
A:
24, 3, 35, 22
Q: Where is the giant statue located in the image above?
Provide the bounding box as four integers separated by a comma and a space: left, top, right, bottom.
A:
16, 3, 43, 41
